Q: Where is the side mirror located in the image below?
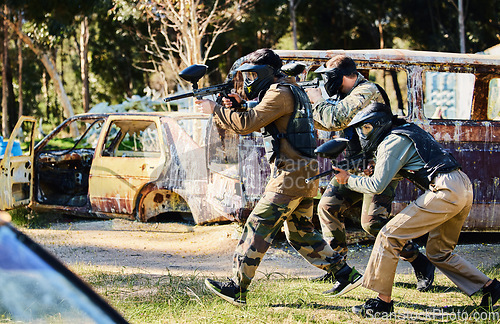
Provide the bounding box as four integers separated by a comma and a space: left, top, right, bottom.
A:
314, 138, 349, 159
179, 64, 208, 90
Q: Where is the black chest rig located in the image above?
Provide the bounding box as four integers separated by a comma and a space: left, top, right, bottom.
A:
391, 123, 461, 190
262, 83, 317, 163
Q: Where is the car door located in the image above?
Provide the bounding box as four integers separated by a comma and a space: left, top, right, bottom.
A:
88, 116, 166, 217
204, 115, 269, 223
0, 214, 128, 323
0, 116, 36, 210
204, 116, 245, 222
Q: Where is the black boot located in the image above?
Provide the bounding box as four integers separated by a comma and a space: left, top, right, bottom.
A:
409, 252, 435, 292
323, 264, 363, 297
353, 297, 394, 317
480, 278, 500, 310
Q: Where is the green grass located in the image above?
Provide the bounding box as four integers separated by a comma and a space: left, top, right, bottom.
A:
9, 207, 70, 228
74, 265, 500, 324
7, 212, 499, 322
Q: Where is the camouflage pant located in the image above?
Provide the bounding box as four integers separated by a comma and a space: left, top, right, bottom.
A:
233, 191, 345, 290
317, 178, 418, 261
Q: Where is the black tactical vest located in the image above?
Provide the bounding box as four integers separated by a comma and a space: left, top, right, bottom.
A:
262, 83, 317, 163
391, 123, 461, 190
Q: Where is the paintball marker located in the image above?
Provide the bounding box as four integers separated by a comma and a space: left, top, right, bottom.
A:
164, 64, 233, 103
298, 78, 320, 88
281, 62, 320, 89
305, 138, 373, 183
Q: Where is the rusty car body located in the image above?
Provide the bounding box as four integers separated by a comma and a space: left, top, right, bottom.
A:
0, 112, 266, 225
1, 49, 499, 230
276, 48, 500, 231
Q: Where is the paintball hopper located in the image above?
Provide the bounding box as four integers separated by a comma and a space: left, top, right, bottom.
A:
179, 64, 208, 90
281, 62, 306, 77
164, 64, 233, 103
314, 138, 349, 159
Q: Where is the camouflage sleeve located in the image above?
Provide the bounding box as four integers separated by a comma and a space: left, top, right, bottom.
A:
312, 82, 383, 131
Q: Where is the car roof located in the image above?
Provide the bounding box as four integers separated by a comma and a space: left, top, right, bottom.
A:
71, 111, 210, 120
276, 48, 500, 72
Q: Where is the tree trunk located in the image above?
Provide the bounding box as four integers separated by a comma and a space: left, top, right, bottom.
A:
289, 0, 298, 50
42, 71, 49, 117
80, 16, 89, 112
6, 18, 78, 136
17, 13, 22, 119
458, 0, 465, 53
2, 5, 9, 138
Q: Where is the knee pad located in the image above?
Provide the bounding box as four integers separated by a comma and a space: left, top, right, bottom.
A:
400, 241, 420, 259
361, 221, 379, 237
361, 215, 389, 237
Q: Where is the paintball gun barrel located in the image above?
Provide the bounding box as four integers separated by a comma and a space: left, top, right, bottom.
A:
164, 64, 233, 103
305, 138, 371, 183
298, 78, 320, 88
164, 82, 233, 102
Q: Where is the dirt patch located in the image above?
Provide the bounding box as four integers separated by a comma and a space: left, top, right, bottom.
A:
20, 219, 326, 279
20, 219, 500, 280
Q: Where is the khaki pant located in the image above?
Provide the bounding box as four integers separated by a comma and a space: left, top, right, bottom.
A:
363, 170, 490, 296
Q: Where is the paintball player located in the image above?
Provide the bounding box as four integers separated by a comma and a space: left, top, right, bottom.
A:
195, 48, 362, 306
306, 55, 435, 294
329, 102, 500, 315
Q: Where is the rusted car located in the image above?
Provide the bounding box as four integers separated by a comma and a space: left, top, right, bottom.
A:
0, 112, 267, 224
276, 49, 500, 231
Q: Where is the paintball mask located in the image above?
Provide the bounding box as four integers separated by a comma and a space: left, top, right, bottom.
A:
347, 103, 393, 153
315, 65, 344, 97
236, 63, 276, 100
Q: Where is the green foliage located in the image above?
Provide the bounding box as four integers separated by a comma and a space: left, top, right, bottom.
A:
8, 208, 64, 228
40, 137, 77, 150
210, 0, 291, 82
88, 2, 149, 104
2, 0, 499, 133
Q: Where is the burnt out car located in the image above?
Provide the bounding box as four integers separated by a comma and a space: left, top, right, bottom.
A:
0, 112, 267, 224
276, 48, 500, 231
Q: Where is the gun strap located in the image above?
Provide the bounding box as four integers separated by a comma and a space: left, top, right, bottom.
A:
375, 83, 391, 108
358, 80, 391, 108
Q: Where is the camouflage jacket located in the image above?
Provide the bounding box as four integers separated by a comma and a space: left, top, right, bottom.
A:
312, 73, 386, 131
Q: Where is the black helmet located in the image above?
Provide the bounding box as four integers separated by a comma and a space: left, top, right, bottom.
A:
315, 59, 356, 97
236, 63, 276, 100
347, 103, 393, 153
